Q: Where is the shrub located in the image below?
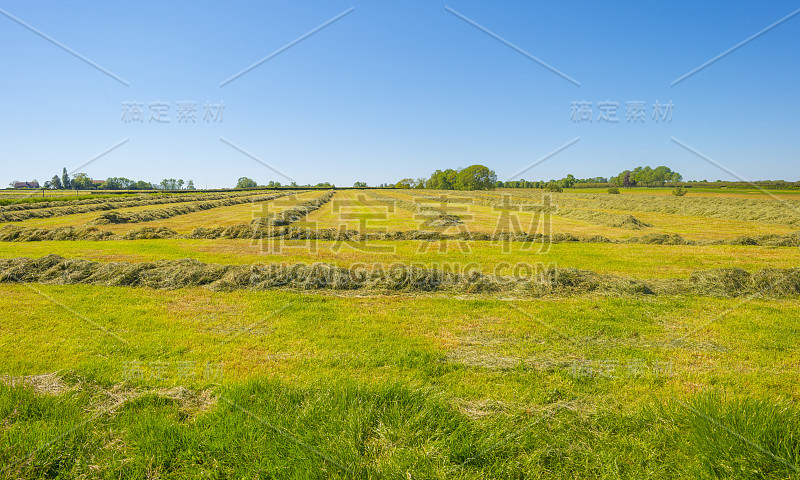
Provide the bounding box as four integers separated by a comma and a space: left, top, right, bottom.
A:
544, 182, 563, 193
672, 186, 687, 196
607, 187, 620, 194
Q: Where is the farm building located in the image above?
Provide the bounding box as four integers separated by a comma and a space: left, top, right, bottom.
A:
13, 181, 39, 189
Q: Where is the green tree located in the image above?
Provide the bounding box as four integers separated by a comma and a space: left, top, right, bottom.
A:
426, 169, 458, 190
353, 181, 367, 188
61, 168, 71, 190
186, 180, 195, 190
71, 173, 92, 190
395, 178, 414, 189
544, 182, 563, 192
455, 165, 497, 190
236, 177, 258, 189
559, 174, 576, 189
51, 175, 62, 189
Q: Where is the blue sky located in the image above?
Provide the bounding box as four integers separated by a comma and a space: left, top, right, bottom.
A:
1, 1, 799, 187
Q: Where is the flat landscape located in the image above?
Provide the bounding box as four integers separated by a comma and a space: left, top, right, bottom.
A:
2, 186, 799, 478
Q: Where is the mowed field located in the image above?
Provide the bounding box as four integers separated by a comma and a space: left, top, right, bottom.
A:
1, 187, 800, 479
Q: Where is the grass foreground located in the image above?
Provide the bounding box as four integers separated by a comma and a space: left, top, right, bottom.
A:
1, 284, 799, 478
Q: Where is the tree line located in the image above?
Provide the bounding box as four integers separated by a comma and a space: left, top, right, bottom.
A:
234, 178, 333, 189
393, 165, 498, 191
39, 168, 195, 190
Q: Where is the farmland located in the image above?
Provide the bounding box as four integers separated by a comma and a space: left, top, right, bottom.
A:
2, 187, 800, 479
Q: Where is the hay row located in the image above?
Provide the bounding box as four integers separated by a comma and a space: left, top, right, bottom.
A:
0, 193, 146, 212
0, 193, 148, 212
482, 190, 800, 226
2, 254, 799, 298
406, 191, 652, 230
1, 223, 798, 247
0, 191, 269, 223
190, 190, 335, 238
253, 190, 335, 227
87, 191, 298, 225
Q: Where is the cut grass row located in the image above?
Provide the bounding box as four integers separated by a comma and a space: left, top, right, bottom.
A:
87, 191, 301, 225
484, 189, 800, 226
0, 192, 144, 209
6, 189, 798, 241
396, 189, 800, 239
3, 222, 798, 249
0, 190, 270, 223
0, 238, 797, 278
3, 253, 800, 298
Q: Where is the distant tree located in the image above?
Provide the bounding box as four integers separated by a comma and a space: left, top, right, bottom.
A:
353, 181, 367, 188
61, 168, 71, 190
186, 180, 195, 190
395, 178, 414, 189
290, 181, 298, 187
455, 165, 497, 190
236, 177, 258, 189
611, 166, 681, 187
51, 175, 63, 189
558, 174, 576, 189
8, 181, 19, 188
177, 179, 184, 190
44, 180, 52, 189
544, 182, 563, 193
71, 173, 92, 190
426, 169, 458, 190
622, 171, 636, 188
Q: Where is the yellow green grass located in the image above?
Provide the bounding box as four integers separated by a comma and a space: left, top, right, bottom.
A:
1, 284, 799, 478
3, 187, 800, 478
0, 238, 797, 279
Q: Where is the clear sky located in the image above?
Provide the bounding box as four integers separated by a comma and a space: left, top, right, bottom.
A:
1, 1, 799, 187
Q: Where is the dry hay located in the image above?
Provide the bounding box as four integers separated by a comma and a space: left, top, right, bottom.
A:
253, 190, 335, 227
122, 226, 180, 240
89, 191, 295, 225
0, 372, 77, 396
190, 190, 335, 238
689, 267, 800, 297
614, 214, 652, 229
3, 220, 800, 251
718, 232, 800, 247
3, 373, 217, 420
492, 190, 800, 226
0, 190, 268, 223
3, 254, 799, 298
0, 193, 144, 212
0, 225, 116, 241
406, 190, 654, 230
626, 233, 694, 245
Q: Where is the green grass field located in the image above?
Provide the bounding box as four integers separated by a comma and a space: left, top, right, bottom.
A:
1, 188, 799, 478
